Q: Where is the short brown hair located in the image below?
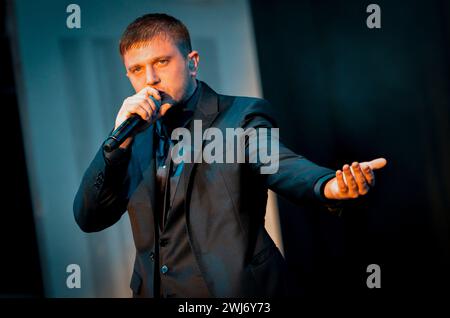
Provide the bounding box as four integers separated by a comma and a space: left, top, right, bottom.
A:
119, 13, 192, 57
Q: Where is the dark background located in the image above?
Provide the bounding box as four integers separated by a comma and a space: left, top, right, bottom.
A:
251, 0, 450, 300
0, 0, 43, 297
1, 0, 449, 301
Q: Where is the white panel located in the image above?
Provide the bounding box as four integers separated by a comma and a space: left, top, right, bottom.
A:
13, 0, 281, 297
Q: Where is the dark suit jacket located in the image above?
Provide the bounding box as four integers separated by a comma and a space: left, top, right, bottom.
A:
73, 82, 335, 297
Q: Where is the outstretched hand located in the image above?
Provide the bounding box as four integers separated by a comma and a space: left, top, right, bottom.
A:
324, 158, 387, 200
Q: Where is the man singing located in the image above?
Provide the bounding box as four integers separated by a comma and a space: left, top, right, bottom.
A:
73, 13, 386, 298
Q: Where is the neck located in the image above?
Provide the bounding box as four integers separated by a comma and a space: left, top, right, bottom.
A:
183, 79, 197, 103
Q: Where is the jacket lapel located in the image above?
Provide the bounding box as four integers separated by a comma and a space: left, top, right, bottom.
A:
182, 82, 220, 205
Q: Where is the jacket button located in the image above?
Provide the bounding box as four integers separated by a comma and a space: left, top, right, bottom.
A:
149, 252, 155, 261
94, 172, 104, 188
96, 172, 104, 183
161, 265, 169, 274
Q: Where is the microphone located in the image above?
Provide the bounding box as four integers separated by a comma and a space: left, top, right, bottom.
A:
103, 96, 161, 153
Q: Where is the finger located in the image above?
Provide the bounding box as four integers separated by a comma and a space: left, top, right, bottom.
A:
336, 170, 348, 193
130, 96, 157, 116
138, 103, 153, 121
140, 86, 162, 102
128, 97, 154, 116
351, 162, 369, 195
158, 103, 173, 117
343, 164, 358, 197
126, 95, 152, 107
365, 158, 387, 170
145, 96, 158, 114
126, 104, 151, 122
360, 163, 375, 186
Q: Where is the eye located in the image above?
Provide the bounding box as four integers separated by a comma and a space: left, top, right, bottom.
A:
131, 66, 142, 74
156, 59, 169, 66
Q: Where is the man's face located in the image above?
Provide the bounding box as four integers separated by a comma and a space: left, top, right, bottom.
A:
123, 36, 198, 105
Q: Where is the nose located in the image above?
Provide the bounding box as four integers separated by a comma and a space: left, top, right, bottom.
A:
146, 66, 160, 86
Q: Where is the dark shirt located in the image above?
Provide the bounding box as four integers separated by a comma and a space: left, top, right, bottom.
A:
154, 81, 200, 231
153, 81, 210, 298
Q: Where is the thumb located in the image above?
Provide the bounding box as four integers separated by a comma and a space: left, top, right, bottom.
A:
158, 103, 173, 118
366, 158, 387, 170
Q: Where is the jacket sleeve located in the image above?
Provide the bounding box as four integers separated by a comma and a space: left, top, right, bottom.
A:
241, 99, 337, 205
73, 144, 132, 232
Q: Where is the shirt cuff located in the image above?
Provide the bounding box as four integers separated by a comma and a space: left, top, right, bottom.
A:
313, 173, 335, 202
313, 173, 345, 216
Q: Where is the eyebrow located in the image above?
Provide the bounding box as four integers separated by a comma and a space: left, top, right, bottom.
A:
127, 55, 172, 72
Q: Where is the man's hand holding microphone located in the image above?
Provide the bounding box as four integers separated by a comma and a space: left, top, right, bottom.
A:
103, 86, 172, 152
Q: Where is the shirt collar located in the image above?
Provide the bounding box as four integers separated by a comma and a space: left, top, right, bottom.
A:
161, 80, 202, 136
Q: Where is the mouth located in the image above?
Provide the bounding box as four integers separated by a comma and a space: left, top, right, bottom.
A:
158, 91, 176, 105
158, 91, 167, 99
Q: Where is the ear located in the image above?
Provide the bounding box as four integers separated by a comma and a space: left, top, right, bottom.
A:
187, 51, 199, 76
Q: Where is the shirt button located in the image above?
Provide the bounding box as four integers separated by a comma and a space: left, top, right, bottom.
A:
159, 238, 168, 247
149, 252, 155, 261
162, 165, 166, 169
161, 265, 169, 274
